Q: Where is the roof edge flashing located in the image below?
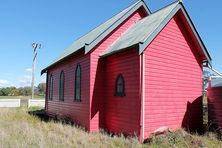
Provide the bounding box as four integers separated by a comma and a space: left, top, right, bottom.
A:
42, 0, 151, 72
85, 1, 150, 54
179, 4, 212, 63
42, 47, 85, 73
139, 4, 181, 54
139, 3, 212, 65
41, 69, 46, 75
101, 44, 139, 58
140, 0, 151, 14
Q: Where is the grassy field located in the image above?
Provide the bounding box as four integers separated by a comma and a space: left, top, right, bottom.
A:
0, 100, 222, 147
0, 95, 44, 100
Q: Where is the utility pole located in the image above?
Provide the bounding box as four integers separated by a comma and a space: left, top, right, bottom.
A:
31, 43, 41, 99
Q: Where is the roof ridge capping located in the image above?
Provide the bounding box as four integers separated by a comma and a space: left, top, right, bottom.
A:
137, 0, 211, 64
75, 0, 146, 43
73, 0, 143, 46
86, 0, 146, 45
84, 0, 151, 53
102, 0, 211, 65
41, 0, 151, 75
101, 1, 179, 57
139, 1, 179, 46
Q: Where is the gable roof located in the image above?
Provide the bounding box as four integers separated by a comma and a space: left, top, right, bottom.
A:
41, 0, 150, 74
102, 1, 178, 56
102, 1, 212, 65
42, 1, 212, 74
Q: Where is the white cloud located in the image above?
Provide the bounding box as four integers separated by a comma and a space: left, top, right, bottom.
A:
19, 75, 32, 87
25, 68, 32, 73
19, 68, 45, 87
0, 80, 8, 84
0, 80, 9, 87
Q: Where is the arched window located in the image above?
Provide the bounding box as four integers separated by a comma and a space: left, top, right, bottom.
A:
75, 64, 81, 101
59, 71, 64, 101
115, 74, 125, 97
49, 75, 53, 100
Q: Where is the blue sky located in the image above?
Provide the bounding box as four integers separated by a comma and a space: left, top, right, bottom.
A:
0, 0, 221, 87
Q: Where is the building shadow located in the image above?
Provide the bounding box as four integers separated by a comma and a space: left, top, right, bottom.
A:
91, 58, 106, 130
28, 109, 75, 125
182, 96, 203, 134
28, 109, 50, 122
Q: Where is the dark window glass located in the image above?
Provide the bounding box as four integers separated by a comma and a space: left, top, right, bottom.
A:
59, 71, 64, 101
75, 64, 81, 101
115, 74, 125, 97
49, 75, 53, 100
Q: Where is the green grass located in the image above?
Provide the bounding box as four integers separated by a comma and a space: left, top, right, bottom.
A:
0, 106, 222, 147
0, 95, 44, 100
0, 96, 22, 99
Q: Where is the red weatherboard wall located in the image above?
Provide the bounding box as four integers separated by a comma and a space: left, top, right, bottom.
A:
44, 5, 206, 141
105, 48, 141, 136
45, 7, 147, 132
46, 50, 90, 130
89, 7, 147, 132
207, 80, 222, 131
45, 75, 48, 111
143, 13, 203, 138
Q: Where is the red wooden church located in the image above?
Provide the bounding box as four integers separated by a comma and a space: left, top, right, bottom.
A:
41, 0, 211, 141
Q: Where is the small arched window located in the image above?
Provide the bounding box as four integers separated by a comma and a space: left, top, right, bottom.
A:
75, 64, 81, 101
115, 74, 125, 97
59, 71, 64, 101
49, 75, 53, 100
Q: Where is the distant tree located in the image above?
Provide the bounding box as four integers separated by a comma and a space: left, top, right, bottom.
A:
37, 83, 46, 96
0, 83, 47, 97
0, 89, 5, 96
23, 87, 31, 96
17, 87, 31, 96
0, 88, 10, 96
8, 87, 19, 96
17, 87, 23, 96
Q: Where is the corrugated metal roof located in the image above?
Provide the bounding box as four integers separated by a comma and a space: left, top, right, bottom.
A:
42, 0, 212, 74
210, 77, 222, 88
102, 2, 178, 56
42, 0, 150, 74
102, 1, 212, 65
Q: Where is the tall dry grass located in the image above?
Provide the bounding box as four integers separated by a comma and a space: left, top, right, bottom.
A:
0, 107, 141, 148
0, 106, 222, 147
